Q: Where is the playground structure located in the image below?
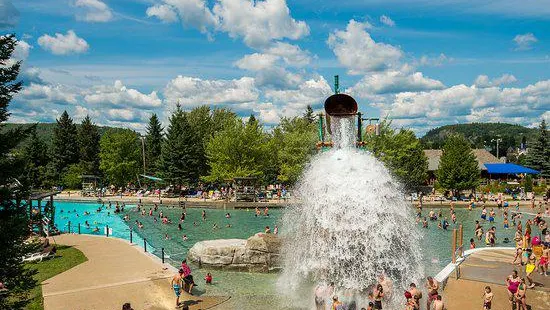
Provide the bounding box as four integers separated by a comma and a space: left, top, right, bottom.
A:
27, 191, 60, 236
316, 75, 380, 150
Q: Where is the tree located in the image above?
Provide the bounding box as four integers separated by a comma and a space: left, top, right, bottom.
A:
525, 120, 550, 178
273, 116, 317, 184
304, 105, 316, 124
159, 106, 203, 186
0, 34, 37, 309
24, 127, 50, 189
364, 120, 428, 189
99, 128, 141, 187
205, 117, 272, 183
187, 106, 212, 177
53, 110, 79, 177
78, 115, 100, 175
436, 134, 480, 196
145, 113, 164, 175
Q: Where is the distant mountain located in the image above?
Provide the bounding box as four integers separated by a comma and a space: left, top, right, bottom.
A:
420, 123, 539, 156
2, 123, 120, 148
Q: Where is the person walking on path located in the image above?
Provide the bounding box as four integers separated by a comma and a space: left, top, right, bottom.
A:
171, 269, 184, 308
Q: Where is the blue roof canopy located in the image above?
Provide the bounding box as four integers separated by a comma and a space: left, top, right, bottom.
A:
484, 163, 540, 175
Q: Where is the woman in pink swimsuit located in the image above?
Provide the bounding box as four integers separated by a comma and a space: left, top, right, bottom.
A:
506, 270, 521, 305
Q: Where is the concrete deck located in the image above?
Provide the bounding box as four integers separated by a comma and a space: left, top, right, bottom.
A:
443, 249, 550, 310
44, 234, 229, 310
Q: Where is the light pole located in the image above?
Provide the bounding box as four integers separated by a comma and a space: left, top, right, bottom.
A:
140, 135, 146, 174
491, 138, 502, 159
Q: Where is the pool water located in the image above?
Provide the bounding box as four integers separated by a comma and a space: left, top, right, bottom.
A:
53, 201, 546, 309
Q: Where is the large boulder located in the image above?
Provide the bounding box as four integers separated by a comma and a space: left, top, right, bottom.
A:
187, 233, 281, 272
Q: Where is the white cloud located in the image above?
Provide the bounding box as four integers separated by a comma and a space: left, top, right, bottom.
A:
13, 40, 31, 60
159, 0, 218, 34
327, 19, 402, 74
474, 74, 517, 88
75, 0, 113, 22
213, 0, 309, 48
374, 81, 550, 133
37, 30, 89, 55
265, 76, 332, 108
234, 53, 279, 71
146, 4, 178, 23
380, 15, 395, 27
265, 42, 311, 67
255, 67, 303, 89
349, 70, 445, 95
513, 33, 537, 51
19, 83, 78, 105
163, 75, 258, 106
83, 80, 162, 109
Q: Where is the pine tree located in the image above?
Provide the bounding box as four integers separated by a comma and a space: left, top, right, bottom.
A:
78, 115, 100, 175
304, 105, 316, 124
436, 134, 480, 196
145, 113, 164, 175
525, 120, 550, 178
53, 111, 79, 176
0, 34, 37, 309
24, 127, 49, 188
160, 105, 203, 186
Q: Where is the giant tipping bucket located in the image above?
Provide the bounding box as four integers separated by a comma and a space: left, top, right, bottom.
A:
324, 93, 358, 117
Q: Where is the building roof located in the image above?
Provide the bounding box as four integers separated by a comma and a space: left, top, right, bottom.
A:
424, 149, 500, 171
484, 163, 540, 175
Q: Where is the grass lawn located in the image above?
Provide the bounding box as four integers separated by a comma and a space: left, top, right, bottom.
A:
24, 245, 87, 310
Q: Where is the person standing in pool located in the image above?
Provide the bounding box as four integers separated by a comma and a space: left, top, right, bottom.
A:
202, 210, 207, 221
181, 259, 195, 294
171, 269, 184, 308
481, 207, 487, 222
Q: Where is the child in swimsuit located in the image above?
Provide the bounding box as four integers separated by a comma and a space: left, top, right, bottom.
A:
515, 278, 527, 310
483, 286, 493, 310
538, 244, 549, 275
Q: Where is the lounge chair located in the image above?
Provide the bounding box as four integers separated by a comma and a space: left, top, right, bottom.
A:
22, 252, 56, 263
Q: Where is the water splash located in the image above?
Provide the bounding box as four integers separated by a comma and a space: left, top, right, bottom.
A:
278, 117, 424, 308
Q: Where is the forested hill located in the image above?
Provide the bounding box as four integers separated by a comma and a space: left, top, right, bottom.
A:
2, 123, 117, 148
420, 123, 539, 153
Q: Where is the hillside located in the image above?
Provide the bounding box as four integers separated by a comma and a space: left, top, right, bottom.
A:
420, 122, 539, 156
2, 123, 119, 148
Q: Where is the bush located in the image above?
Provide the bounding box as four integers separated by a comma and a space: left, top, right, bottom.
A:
523, 175, 533, 192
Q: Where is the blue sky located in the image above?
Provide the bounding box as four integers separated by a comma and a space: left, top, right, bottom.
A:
2, 0, 549, 134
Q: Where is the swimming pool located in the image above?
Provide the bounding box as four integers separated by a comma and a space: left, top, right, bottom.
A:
52, 200, 546, 309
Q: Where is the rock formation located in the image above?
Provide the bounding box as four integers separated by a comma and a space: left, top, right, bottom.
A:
187, 233, 281, 272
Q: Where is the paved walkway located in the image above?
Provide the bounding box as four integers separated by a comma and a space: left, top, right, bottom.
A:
44, 234, 229, 310
443, 249, 550, 310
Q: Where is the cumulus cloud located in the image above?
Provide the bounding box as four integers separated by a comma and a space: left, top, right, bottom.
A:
149, 0, 309, 47
157, 0, 218, 34
19, 83, 78, 105
213, 0, 309, 48
327, 19, 402, 74
75, 0, 113, 22
265, 42, 311, 67
146, 4, 178, 23
265, 76, 331, 107
83, 80, 162, 109
474, 74, 517, 88
163, 75, 258, 106
234, 53, 279, 71
0, 0, 19, 28
349, 70, 445, 95
380, 15, 395, 27
13, 40, 32, 60
38, 30, 89, 55
513, 33, 537, 51
372, 81, 550, 133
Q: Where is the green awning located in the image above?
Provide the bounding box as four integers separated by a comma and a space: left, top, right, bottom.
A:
140, 174, 163, 182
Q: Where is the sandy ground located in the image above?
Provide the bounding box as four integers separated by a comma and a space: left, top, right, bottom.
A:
43, 234, 229, 310
443, 249, 550, 310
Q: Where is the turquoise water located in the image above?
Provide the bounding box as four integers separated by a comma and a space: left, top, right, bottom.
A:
52, 201, 153, 252
53, 201, 546, 309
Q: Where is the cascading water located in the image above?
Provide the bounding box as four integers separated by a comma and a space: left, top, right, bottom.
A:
278, 116, 424, 309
